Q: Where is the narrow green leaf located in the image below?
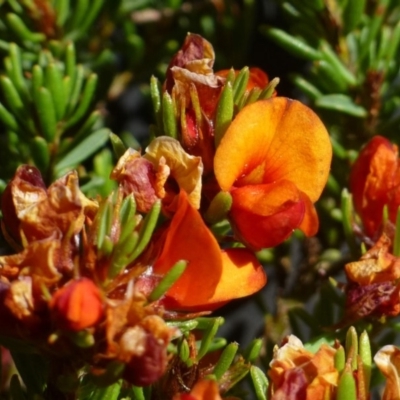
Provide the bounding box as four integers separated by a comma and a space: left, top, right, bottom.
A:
197, 317, 223, 360
315, 94, 367, 117
359, 331, 372, 392
320, 41, 357, 87
68, 0, 89, 31
149, 260, 188, 302
150, 75, 162, 131
6, 13, 46, 42
45, 63, 66, 120
342, 0, 366, 33
341, 189, 359, 258
54, 0, 70, 27
334, 345, 346, 373
166, 320, 199, 333
250, 366, 268, 400
65, 41, 76, 80
109, 231, 139, 278
55, 128, 110, 174
78, 0, 104, 35
232, 66, 250, 105
213, 342, 238, 380
162, 91, 178, 138
88, 380, 122, 400
66, 64, 85, 115
204, 191, 232, 224
360, 0, 390, 61
65, 73, 98, 128
31, 136, 50, 172
178, 338, 190, 363
130, 386, 145, 400
337, 365, 357, 400
261, 26, 322, 61
0, 101, 18, 131
128, 200, 161, 262
214, 82, 233, 147
8, 43, 28, 100
243, 338, 263, 362
35, 87, 58, 142
32, 65, 43, 94
0, 75, 24, 119
345, 326, 358, 371
259, 77, 280, 100
291, 74, 322, 100
110, 132, 127, 159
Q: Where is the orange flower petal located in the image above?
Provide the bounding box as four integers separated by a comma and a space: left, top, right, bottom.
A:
298, 192, 319, 237
173, 379, 222, 400
214, 97, 332, 202
229, 182, 305, 249
153, 191, 266, 309
374, 345, 400, 400
206, 248, 266, 305
153, 191, 223, 309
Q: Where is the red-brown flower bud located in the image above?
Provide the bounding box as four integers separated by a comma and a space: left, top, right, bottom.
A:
122, 327, 168, 386
50, 278, 103, 331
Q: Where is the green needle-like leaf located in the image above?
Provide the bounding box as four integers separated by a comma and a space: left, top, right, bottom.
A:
232, 66, 249, 105
149, 260, 188, 302
197, 317, 223, 360
45, 63, 66, 120
65, 73, 98, 128
36, 87, 58, 142
214, 82, 233, 147
0, 102, 18, 131
337, 364, 357, 400
162, 91, 178, 138
128, 200, 161, 263
359, 331, 372, 392
6, 13, 46, 43
315, 94, 367, 117
110, 132, 127, 159
31, 136, 50, 172
66, 64, 85, 115
250, 366, 268, 400
345, 326, 358, 371
262, 26, 322, 61
213, 342, 238, 380
243, 338, 263, 362
55, 128, 110, 175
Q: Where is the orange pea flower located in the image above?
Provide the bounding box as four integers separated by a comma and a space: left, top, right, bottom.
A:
50, 278, 104, 331
268, 335, 338, 400
214, 97, 332, 250
152, 190, 266, 311
374, 345, 400, 400
350, 135, 400, 239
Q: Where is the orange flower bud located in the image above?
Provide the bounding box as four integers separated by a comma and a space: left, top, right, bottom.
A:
50, 278, 103, 331
350, 135, 400, 238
